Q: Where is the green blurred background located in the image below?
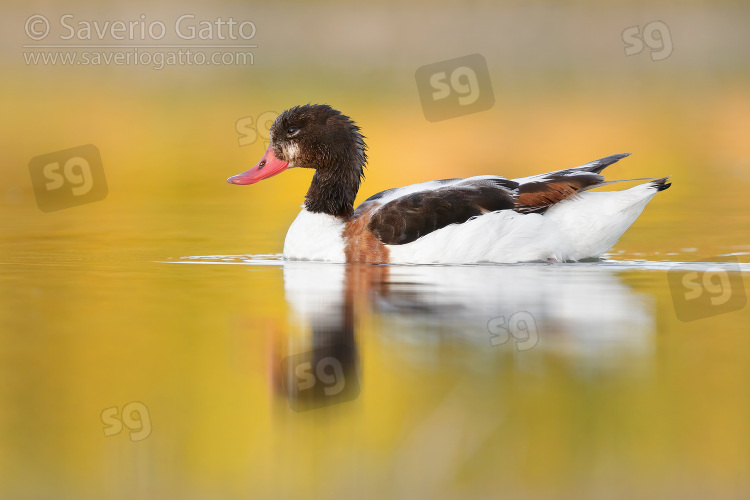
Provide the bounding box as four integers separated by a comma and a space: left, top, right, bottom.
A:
2, 1, 749, 499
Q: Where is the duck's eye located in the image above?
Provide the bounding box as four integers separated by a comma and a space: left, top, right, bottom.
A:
287, 126, 299, 137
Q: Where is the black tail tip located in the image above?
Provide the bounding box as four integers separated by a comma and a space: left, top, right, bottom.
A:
651, 176, 672, 192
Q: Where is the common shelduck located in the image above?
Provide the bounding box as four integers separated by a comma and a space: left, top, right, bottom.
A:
228, 104, 671, 264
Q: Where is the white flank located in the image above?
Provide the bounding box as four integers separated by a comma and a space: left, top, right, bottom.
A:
386, 211, 570, 263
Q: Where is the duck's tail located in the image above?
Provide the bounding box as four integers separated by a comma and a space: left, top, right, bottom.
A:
544, 176, 672, 260
649, 176, 672, 192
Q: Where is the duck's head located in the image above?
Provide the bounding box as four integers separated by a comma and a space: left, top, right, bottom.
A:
228, 104, 365, 179
227, 104, 367, 217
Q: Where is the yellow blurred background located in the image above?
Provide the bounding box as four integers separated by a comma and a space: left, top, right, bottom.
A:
1, 1, 749, 499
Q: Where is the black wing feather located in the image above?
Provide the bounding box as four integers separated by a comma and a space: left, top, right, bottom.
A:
367, 182, 516, 245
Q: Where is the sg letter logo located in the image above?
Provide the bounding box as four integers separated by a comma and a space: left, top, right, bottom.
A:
236, 111, 278, 148
667, 256, 746, 321
622, 21, 673, 61
415, 54, 494, 122
281, 349, 360, 412
488, 311, 539, 351
101, 401, 152, 442
29, 144, 107, 212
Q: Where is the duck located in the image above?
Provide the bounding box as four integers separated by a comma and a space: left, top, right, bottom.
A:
227, 104, 671, 264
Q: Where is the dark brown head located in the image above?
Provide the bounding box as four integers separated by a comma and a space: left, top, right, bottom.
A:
227, 104, 368, 218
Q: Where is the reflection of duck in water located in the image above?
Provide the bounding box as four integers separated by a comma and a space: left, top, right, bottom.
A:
280, 261, 654, 387
228, 104, 670, 264
277, 264, 384, 412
